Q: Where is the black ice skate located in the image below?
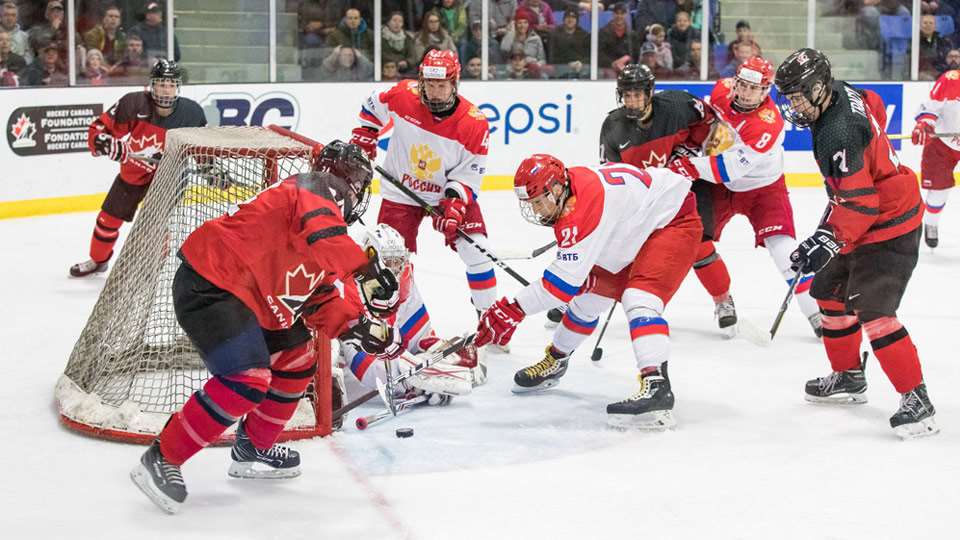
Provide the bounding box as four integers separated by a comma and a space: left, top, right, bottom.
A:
69, 258, 109, 278
890, 383, 940, 440
804, 354, 868, 404
715, 296, 738, 338
228, 422, 301, 479
544, 305, 566, 329
924, 224, 938, 248
130, 441, 187, 514
513, 346, 569, 393
606, 364, 675, 430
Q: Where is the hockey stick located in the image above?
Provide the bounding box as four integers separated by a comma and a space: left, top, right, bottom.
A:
375, 165, 531, 287
769, 271, 801, 340
355, 394, 429, 430
499, 240, 558, 261
590, 302, 618, 362
888, 131, 960, 140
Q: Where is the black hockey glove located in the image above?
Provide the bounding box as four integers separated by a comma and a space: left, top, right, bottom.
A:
356, 252, 400, 317
791, 226, 841, 273
340, 316, 398, 356
94, 133, 128, 162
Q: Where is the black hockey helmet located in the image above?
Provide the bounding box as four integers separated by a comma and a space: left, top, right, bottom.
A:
617, 64, 656, 119
315, 139, 373, 224
774, 48, 833, 128
149, 59, 183, 109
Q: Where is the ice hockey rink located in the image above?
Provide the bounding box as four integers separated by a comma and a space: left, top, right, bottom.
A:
2, 187, 958, 540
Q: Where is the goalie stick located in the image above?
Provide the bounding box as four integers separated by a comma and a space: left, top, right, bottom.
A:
355, 394, 429, 430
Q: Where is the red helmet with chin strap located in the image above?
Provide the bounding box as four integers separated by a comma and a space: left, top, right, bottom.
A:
419, 49, 460, 113
733, 56, 774, 111
513, 154, 570, 225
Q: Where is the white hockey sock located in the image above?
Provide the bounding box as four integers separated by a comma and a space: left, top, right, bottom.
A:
765, 235, 819, 319
455, 234, 497, 311
622, 289, 670, 371
551, 293, 612, 353
924, 188, 950, 226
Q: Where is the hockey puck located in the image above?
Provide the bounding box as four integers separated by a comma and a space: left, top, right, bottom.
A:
395, 427, 414, 438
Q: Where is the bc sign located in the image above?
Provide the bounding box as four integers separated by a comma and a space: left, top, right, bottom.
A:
200, 92, 300, 130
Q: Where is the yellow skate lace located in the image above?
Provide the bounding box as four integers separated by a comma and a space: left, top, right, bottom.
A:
522, 348, 560, 378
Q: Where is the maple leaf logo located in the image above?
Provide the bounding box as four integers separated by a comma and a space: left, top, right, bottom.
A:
277, 264, 326, 316
10, 113, 37, 148
641, 149, 667, 168
409, 143, 441, 181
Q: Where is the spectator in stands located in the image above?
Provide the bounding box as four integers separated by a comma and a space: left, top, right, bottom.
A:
921, 13, 954, 79
108, 33, 150, 82
634, 0, 677, 35
80, 48, 108, 85
382, 11, 416, 75
639, 41, 672, 78
83, 5, 125, 68
462, 55, 483, 79
439, 0, 468, 44
858, 0, 911, 49
0, 29, 26, 74
0, 64, 16, 86
599, 2, 639, 74
726, 20, 761, 59
491, 0, 517, 39
521, 0, 556, 36
720, 40, 754, 78
645, 23, 673, 71
460, 18, 503, 67
672, 39, 718, 79
21, 40, 67, 86
299, 0, 345, 48
382, 59, 401, 81
28, 1, 68, 62
505, 45, 544, 79
413, 10, 457, 61
327, 8, 374, 60
501, 8, 546, 66
1, 1, 28, 60
548, 8, 590, 79
320, 45, 373, 81
667, 10, 699, 68
940, 47, 960, 73
922, 0, 957, 19
130, 2, 180, 61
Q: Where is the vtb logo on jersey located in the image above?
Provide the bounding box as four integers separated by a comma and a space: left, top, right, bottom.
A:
277, 264, 326, 319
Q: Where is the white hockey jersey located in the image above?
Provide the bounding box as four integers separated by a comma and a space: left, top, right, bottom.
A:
916, 69, 960, 151
685, 78, 786, 192
359, 80, 490, 206
514, 164, 690, 315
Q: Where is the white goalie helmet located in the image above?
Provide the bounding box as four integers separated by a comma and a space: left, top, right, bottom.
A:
363, 224, 410, 276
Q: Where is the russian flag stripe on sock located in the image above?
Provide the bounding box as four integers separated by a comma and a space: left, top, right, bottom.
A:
467, 269, 496, 290
926, 202, 945, 214
542, 269, 579, 302
562, 310, 599, 335
787, 274, 814, 294
629, 317, 669, 339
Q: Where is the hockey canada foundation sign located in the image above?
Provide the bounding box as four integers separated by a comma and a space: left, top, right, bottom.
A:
6, 104, 102, 156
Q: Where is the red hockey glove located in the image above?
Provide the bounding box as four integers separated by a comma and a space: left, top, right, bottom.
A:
350, 126, 379, 160
432, 197, 468, 247
667, 156, 698, 181
912, 119, 935, 146
475, 297, 525, 348
93, 133, 128, 162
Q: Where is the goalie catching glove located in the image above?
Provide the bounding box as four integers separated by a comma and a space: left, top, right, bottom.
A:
356, 247, 401, 317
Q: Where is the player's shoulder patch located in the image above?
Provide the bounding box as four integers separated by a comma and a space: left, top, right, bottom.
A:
758, 108, 776, 124
946, 70, 960, 80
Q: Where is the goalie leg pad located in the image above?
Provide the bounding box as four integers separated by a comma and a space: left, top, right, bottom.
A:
244, 342, 318, 449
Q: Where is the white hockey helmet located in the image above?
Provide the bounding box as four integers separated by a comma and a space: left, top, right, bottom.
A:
363, 224, 410, 276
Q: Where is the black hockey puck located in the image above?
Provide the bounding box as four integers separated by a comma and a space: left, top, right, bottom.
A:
395, 427, 414, 438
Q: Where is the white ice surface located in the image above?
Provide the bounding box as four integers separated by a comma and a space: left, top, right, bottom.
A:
3, 189, 960, 540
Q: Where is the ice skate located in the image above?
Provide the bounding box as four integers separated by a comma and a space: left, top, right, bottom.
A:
804, 355, 867, 404
69, 258, 109, 278
513, 346, 569, 393
715, 296, 738, 338
606, 365, 675, 431
890, 383, 940, 440
808, 312, 823, 339
228, 423, 301, 479
544, 305, 566, 329
130, 441, 187, 514
924, 224, 938, 248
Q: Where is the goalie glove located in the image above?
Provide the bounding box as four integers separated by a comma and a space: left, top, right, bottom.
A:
93, 133, 128, 162
339, 316, 397, 356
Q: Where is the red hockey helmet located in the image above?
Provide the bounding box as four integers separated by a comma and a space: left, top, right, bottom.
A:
514, 154, 570, 226
732, 56, 774, 111
419, 49, 460, 113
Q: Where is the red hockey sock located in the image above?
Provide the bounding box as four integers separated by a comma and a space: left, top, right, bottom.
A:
159, 369, 270, 466
818, 300, 863, 372
863, 317, 923, 393
89, 211, 123, 263
244, 343, 317, 449
692, 241, 731, 300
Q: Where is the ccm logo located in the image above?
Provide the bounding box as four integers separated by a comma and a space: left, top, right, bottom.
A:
758, 225, 784, 235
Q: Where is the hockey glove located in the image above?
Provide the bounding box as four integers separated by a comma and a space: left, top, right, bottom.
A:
356, 255, 400, 317
93, 133, 128, 162
432, 197, 468, 247
911, 118, 935, 146
475, 297, 525, 348
790, 226, 841, 273
340, 316, 397, 356
350, 126, 379, 160
667, 156, 699, 181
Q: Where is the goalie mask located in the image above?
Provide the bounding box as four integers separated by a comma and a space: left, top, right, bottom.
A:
314, 140, 373, 225
363, 224, 410, 279
617, 64, 655, 121
514, 153, 570, 226
732, 56, 773, 113
774, 48, 833, 128
149, 59, 182, 109
419, 49, 460, 114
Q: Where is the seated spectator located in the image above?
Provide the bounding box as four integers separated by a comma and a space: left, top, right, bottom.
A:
858, 0, 910, 50
28, 0, 68, 63
726, 20, 761, 59
460, 18, 503, 67
21, 40, 67, 86
108, 33, 150, 82
382, 11, 416, 75
521, 0, 556, 36
299, 0, 348, 47
413, 10, 457, 62
130, 2, 180, 61
491, 0, 517, 39
439, 0, 468, 44
80, 48, 108, 85
505, 46, 544, 79
548, 8, 590, 79
720, 41, 755, 78
599, 3, 639, 75
0, 65, 16, 86
940, 47, 960, 73
667, 10, 700, 68
500, 8, 546, 66
920, 13, 953, 79
645, 23, 673, 72
382, 59, 401, 81
327, 8, 374, 60
639, 41, 672, 78
672, 39, 718, 79
462, 55, 483, 79
83, 4, 125, 67
633, 0, 678, 36
320, 45, 373, 81
922, 0, 957, 19
1, 1, 28, 60
0, 29, 26, 74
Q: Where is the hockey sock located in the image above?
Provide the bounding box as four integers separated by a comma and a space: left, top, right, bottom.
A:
89, 211, 123, 263
553, 306, 599, 353
818, 300, 862, 372
862, 315, 923, 393
456, 234, 498, 310
159, 369, 270, 466
245, 342, 317, 449
765, 235, 818, 318
923, 188, 950, 226
693, 241, 731, 301
623, 289, 670, 371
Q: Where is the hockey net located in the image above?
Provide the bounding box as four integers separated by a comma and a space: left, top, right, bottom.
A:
56, 125, 334, 444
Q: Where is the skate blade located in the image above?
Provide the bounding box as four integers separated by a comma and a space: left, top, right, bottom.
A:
606, 410, 676, 431
512, 379, 559, 394
720, 323, 738, 339
805, 392, 868, 405
227, 460, 301, 480
894, 417, 940, 440
130, 464, 182, 514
